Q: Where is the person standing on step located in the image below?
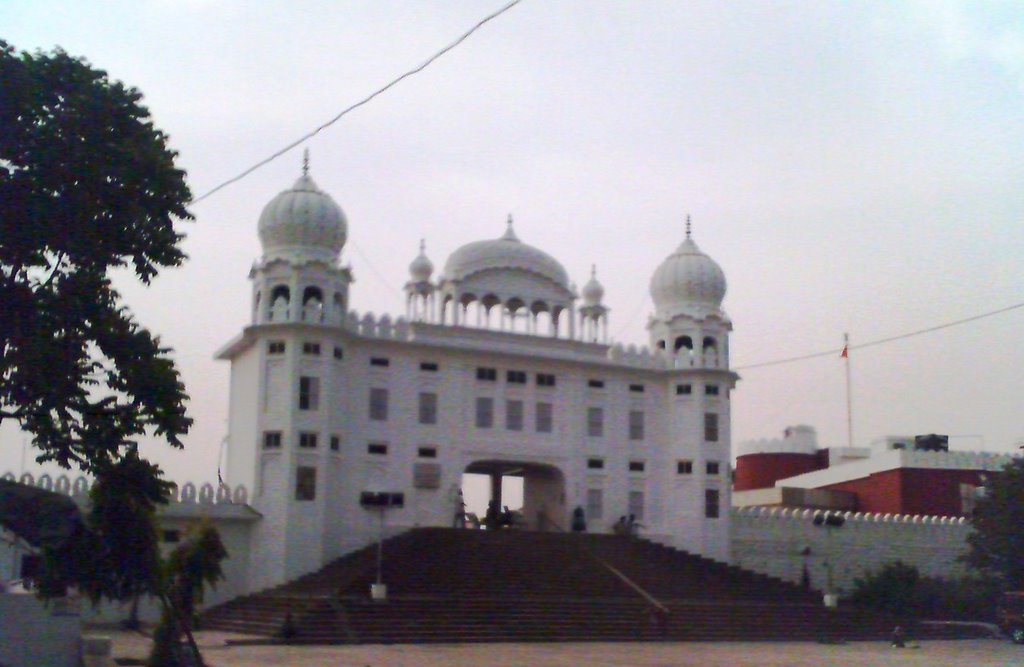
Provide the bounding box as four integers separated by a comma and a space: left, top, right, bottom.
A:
452, 489, 467, 528
571, 506, 587, 532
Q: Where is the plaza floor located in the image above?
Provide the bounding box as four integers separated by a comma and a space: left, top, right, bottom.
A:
103, 630, 1024, 667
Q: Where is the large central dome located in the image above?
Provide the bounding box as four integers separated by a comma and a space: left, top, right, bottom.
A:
442, 218, 569, 289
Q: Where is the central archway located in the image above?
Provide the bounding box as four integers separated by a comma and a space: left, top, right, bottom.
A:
463, 460, 566, 531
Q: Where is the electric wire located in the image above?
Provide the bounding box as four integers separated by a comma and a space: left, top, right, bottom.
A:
734, 300, 1024, 371
189, 0, 524, 206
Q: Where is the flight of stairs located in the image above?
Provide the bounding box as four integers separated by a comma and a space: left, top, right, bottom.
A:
201, 528, 893, 643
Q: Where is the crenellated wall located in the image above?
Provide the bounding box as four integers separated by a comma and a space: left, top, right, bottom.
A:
0, 470, 250, 506
731, 506, 972, 594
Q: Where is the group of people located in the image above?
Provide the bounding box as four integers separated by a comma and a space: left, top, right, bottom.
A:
452, 491, 521, 530
613, 514, 644, 537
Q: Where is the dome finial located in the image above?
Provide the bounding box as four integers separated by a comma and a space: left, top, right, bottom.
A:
419, 238, 426, 254
302, 148, 310, 176
591, 264, 596, 278
685, 214, 692, 239
501, 213, 519, 241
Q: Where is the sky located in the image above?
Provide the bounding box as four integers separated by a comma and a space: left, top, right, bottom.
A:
2, 0, 1023, 488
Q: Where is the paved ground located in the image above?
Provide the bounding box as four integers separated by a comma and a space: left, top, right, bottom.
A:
99, 630, 1024, 666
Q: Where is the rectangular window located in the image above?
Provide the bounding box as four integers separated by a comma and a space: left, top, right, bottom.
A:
536, 373, 556, 387
330, 435, 340, 451
420, 362, 439, 372
705, 489, 720, 518
704, 413, 719, 442
418, 392, 438, 425
587, 379, 605, 389
370, 357, 390, 367
476, 367, 497, 381
302, 342, 321, 356
263, 431, 282, 449
705, 384, 720, 396
677, 460, 693, 475
629, 410, 645, 441
629, 460, 645, 472
587, 407, 604, 437
586, 488, 604, 520
506, 370, 527, 384
333, 346, 343, 360
369, 388, 389, 421
629, 383, 645, 393
295, 466, 316, 501
676, 384, 692, 396
536, 402, 553, 433
706, 461, 720, 475
506, 400, 524, 431
587, 457, 604, 470
475, 397, 494, 429
299, 376, 320, 411
268, 341, 285, 354
367, 443, 388, 456
298, 432, 318, 449
418, 446, 437, 458
628, 491, 645, 521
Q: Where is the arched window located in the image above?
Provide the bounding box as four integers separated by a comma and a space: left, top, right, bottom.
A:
656, 340, 666, 350
303, 286, 324, 305
302, 286, 324, 323
702, 336, 717, 350
269, 285, 290, 322
674, 336, 693, 352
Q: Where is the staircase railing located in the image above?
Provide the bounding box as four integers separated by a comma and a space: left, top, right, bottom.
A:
539, 511, 670, 615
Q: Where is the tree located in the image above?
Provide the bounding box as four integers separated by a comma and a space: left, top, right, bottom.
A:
966, 456, 1024, 589
849, 560, 921, 619
148, 520, 227, 667
35, 451, 168, 615
0, 40, 193, 482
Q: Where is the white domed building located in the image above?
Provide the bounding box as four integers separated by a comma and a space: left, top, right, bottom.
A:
216, 163, 738, 592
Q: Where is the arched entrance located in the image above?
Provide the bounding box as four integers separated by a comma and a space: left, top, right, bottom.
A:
463, 460, 566, 531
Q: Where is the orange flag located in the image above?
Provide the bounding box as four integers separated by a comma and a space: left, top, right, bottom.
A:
840, 345, 848, 358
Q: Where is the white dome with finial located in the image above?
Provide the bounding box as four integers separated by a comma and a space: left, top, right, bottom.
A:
581, 265, 605, 306
257, 150, 347, 264
409, 239, 434, 282
649, 217, 727, 319
442, 215, 569, 289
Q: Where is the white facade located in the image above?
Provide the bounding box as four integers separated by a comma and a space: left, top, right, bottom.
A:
216, 165, 739, 591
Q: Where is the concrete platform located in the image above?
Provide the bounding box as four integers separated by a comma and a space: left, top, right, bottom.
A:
105, 630, 1022, 666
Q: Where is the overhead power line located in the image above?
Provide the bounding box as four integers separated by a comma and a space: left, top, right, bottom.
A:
190, 0, 524, 205
734, 300, 1024, 371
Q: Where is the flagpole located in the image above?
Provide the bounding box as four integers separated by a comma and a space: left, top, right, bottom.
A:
844, 333, 853, 448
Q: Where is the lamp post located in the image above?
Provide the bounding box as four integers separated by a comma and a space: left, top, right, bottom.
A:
812, 512, 846, 607
360, 491, 405, 601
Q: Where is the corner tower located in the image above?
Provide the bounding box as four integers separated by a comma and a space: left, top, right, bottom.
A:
219, 153, 353, 591
648, 218, 736, 560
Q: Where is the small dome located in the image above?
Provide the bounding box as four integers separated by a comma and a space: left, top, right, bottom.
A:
257, 157, 347, 264
409, 239, 434, 282
442, 216, 569, 289
581, 265, 604, 306
649, 226, 726, 319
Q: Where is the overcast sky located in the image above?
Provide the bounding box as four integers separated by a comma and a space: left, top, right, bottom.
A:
3, 1, 1023, 485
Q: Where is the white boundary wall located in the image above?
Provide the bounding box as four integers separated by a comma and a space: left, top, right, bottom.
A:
731, 507, 972, 594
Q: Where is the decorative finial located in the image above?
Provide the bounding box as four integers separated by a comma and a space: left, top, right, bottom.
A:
507, 213, 514, 229
302, 148, 310, 176
685, 214, 692, 239
419, 238, 426, 254
591, 264, 597, 278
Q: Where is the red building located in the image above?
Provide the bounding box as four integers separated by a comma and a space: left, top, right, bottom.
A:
733, 428, 1010, 517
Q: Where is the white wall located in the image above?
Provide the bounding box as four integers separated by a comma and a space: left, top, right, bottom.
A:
0, 594, 80, 667
730, 507, 972, 594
